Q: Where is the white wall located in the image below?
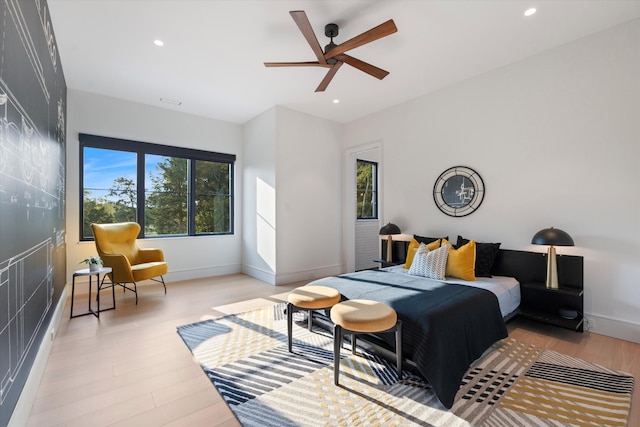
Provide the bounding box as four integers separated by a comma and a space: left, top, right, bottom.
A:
242, 107, 277, 283
66, 90, 244, 283
274, 107, 344, 284
343, 19, 640, 342
241, 106, 344, 285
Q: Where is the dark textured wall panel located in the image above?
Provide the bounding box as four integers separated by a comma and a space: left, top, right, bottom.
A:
0, 1, 67, 424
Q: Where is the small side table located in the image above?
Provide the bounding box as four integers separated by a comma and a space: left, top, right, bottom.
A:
70, 267, 115, 319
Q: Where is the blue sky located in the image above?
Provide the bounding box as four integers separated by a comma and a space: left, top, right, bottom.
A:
84, 148, 164, 191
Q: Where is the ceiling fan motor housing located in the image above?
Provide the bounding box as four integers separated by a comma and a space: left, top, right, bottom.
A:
324, 23, 339, 64
324, 23, 339, 38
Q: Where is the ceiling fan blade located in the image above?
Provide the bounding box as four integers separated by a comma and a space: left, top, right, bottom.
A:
264, 61, 332, 68
324, 19, 397, 59
289, 10, 327, 65
334, 54, 389, 80
315, 61, 343, 92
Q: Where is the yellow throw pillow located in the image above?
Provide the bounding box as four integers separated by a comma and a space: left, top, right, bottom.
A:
443, 239, 476, 281
404, 238, 441, 269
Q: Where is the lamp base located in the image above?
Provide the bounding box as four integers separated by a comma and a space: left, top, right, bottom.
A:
386, 235, 393, 263
546, 246, 559, 289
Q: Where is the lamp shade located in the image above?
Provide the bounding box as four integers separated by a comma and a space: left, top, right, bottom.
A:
379, 223, 401, 236
531, 227, 574, 247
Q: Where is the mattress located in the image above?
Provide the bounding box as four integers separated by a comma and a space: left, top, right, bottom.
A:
383, 265, 521, 317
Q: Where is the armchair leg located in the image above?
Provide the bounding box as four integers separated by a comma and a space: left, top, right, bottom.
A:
160, 276, 167, 294
133, 282, 138, 304
150, 276, 167, 295
115, 281, 139, 305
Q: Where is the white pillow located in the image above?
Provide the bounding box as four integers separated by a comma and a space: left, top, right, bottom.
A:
409, 243, 450, 280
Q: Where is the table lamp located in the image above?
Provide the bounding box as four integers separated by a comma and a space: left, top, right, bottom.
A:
379, 223, 401, 262
531, 227, 574, 289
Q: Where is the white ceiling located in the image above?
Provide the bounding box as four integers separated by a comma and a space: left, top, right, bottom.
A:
47, 0, 640, 125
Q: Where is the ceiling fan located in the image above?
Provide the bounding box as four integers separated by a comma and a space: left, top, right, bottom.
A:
264, 11, 397, 92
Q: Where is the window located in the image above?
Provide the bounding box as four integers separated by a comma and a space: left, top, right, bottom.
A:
356, 159, 378, 219
80, 133, 235, 240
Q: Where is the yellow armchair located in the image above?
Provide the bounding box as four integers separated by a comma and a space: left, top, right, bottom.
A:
91, 222, 168, 304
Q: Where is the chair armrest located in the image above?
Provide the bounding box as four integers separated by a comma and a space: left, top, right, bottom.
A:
101, 254, 135, 282
137, 248, 165, 263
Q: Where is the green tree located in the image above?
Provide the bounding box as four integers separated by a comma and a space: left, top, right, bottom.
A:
107, 176, 137, 223
82, 190, 115, 238
194, 160, 230, 233
146, 157, 188, 235
356, 161, 376, 218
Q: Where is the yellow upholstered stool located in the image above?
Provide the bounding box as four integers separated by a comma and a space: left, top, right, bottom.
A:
287, 285, 341, 352
330, 299, 402, 385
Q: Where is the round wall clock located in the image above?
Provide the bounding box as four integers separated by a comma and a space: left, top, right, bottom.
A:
433, 166, 485, 217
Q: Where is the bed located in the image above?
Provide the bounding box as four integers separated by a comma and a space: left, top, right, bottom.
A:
304, 244, 582, 409
308, 267, 517, 408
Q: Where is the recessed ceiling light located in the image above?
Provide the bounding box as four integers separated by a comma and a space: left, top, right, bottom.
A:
524, 8, 537, 17
154, 39, 164, 47
333, 99, 340, 104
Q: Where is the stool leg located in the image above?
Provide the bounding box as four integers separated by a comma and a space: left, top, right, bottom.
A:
396, 321, 403, 379
287, 303, 294, 352
333, 324, 342, 385
352, 334, 357, 355
307, 309, 313, 331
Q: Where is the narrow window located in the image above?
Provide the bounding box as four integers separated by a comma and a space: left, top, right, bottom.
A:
194, 159, 232, 234
82, 147, 137, 239
145, 154, 188, 236
356, 160, 378, 219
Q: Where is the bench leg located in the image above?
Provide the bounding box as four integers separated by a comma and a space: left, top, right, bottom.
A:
396, 320, 403, 379
333, 324, 342, 385
287, 302, 294, 352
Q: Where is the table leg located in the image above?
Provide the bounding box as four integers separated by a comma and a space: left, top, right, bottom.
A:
70, 275, 76, 319
97, 273, 100, 317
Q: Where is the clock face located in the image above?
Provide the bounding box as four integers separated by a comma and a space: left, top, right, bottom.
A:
433, 166, 484, 217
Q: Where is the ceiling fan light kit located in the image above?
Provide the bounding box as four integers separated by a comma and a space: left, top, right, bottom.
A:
264, 10, 397, 92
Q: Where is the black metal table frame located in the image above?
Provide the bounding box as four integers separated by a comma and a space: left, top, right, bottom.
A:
70, 269, 116, 319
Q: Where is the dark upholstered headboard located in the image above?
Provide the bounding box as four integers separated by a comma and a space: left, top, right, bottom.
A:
382, 240, 583, 290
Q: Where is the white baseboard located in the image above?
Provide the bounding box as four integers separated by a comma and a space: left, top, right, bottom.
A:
8, 286, 68, 427
274, 265, 345, 285
241, 264, 345, 286
586, 313, 640, 344
165, 264, 242, 282
242, 265, 275, 285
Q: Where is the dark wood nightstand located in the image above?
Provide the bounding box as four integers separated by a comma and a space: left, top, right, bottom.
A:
519, 282, 584, 332
373, 259, 404, 269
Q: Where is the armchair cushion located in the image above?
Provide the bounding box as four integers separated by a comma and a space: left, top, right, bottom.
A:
131, 262, 168, 282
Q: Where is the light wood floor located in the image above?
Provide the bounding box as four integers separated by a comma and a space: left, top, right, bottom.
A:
26, 274, 639, 426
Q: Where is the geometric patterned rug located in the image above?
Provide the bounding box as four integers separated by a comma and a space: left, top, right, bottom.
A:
176, 303, 634, 426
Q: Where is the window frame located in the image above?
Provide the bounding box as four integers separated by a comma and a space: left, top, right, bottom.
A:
356, 159, 379, 220
79, 133, 236, 241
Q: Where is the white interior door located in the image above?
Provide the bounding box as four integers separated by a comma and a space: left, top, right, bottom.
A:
345, 143, 381, 272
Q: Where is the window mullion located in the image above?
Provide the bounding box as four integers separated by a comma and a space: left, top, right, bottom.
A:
189, 159, 196, 236
137, 152, 145, 237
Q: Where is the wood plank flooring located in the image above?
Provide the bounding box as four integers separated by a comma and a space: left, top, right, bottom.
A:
26, 274, 639, 426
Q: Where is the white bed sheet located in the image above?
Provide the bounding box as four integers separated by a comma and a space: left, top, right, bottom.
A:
383, 265, 521, 317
